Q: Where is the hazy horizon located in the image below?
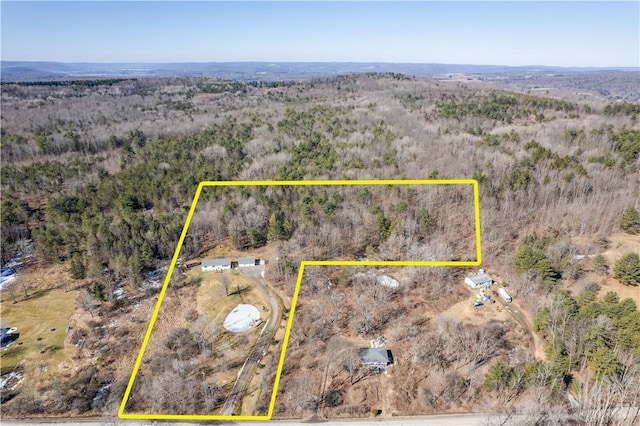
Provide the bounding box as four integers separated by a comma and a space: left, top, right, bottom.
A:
1, 59, 637, 70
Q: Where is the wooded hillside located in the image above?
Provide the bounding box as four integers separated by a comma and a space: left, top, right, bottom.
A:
1, 74, 638, 422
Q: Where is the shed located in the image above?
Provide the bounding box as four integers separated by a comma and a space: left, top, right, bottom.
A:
183, 259, 201, 269
238, 256, 256, 268
202, 258, 232, 272
359, 348, 394, 369
464, 273, 493, 289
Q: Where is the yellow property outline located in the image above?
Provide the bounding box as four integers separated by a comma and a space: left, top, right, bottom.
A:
118, 179, 482, 421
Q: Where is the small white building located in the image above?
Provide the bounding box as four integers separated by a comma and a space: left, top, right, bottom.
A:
238, 256, 256, 268
498, 287, 512, 303
464, 271, 493, 289
202, 258, 232, 272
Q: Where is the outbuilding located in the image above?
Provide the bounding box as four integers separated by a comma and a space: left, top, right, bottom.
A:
464, 271, 493, 289
183, 259, 201, 269
202, 258, 232, 272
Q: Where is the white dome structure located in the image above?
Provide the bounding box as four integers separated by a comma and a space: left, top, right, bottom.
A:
223, 304, 260, 332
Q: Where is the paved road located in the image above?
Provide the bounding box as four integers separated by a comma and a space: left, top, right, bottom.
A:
3, 409, 638, 425
220, 266, 283, 416
0, 413, 490, 426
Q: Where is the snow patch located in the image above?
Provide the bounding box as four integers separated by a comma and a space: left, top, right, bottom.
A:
0, 371, 24, 391
113, 287, 124, 300
91, 381, 113, 408
0, 267, 17, 290
355, 272, 400, 289
140, 264, 169, 292
376, 275, 399, 289
1, 240, 34, 291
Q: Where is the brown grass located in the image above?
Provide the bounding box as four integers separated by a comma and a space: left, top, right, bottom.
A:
441, 285, 512, 324
575, 233, 640, 306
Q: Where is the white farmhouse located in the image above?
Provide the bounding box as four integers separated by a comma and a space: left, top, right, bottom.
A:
202, 258, 232, 272
464, 271, 493, 289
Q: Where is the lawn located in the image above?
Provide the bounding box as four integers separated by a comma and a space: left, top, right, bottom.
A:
1, 288, 78, 376
192, 269, 268, 326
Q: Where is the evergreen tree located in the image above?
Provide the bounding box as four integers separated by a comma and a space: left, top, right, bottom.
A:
620, 207, 640, 234
613, 252, 640, 286
590, 254, 608, 275
92, 281, 106, 301
267, 211, 283, 243
484, 360, 512, 391
70, 254, 86, 279
514, 244, 559, 282
588, 345, 620, 378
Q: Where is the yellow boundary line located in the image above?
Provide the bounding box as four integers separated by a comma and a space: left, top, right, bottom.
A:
118, 179, 482, 421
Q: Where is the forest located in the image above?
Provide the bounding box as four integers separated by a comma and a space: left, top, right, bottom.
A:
1, 73, 639, 423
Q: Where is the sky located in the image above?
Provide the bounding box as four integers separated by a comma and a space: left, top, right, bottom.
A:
1, 1, 638, 67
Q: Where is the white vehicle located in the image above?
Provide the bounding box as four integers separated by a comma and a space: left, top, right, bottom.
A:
498, 287, 512, 303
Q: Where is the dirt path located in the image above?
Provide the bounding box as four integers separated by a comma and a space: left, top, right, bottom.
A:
494, 296, 542, 358
221, 266, 283, 415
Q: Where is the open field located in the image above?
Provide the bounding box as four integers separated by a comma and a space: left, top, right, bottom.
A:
1, 288, 77, 377
193, 269, 268, 324
565, 233, 640, 305
1, 263, 79, 382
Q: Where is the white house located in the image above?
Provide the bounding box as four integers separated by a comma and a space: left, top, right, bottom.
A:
238, 257, 256, 268
359, 348, 394, 369
202, 258, 232, 272
464, 271, 493, 289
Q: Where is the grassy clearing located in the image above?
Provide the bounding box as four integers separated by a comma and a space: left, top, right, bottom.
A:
442, 286, 511, 323
601, 233, 640, 262
193, 269, 268, 326
565, 233, 640, 306
597, 277, 640, 306
1, 288, 78, 376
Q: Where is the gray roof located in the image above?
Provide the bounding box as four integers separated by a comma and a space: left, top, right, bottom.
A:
238, 256, 255, 264
359, 348, 393, 366
202, 258, 231, 267
465, 273, 492, 285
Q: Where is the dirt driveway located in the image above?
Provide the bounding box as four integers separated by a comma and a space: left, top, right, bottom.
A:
221, 265, 283, 415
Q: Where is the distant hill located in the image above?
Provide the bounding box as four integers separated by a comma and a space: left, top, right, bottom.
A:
2, 61, 638, 101
2, 61, 637, 82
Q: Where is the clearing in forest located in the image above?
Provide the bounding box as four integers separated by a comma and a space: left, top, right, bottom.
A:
0, 278, 78, 393
118, 179, 482, 421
